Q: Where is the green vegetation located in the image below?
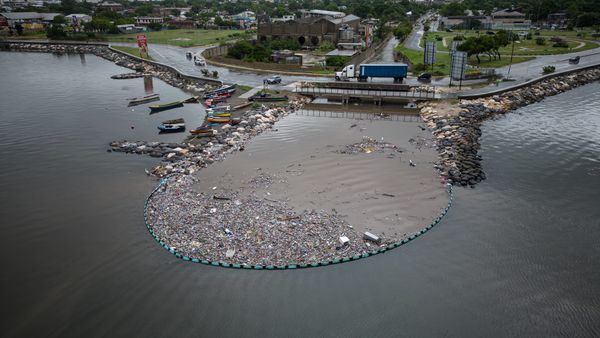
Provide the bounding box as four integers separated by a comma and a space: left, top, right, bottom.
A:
326, 55, 351, 68
237, 84, 253, 93
111, 45, 153, 60
395, 45, 533, 76
543, 65, 556, 74
227, 38, 300, 62
439, 0, 600, 27
107, 29, 249, 47
314, 40, 336, 54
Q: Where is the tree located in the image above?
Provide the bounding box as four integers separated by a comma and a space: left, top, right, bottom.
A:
148, 22, 163, 31
439, 2, 467, 17
53, 15, 66, 25
135, 4, 154, 17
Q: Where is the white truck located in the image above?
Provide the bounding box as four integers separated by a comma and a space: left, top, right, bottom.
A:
334, 63, 409, 83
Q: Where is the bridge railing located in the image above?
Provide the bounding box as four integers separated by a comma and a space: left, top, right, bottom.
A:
295, 85, 440, 99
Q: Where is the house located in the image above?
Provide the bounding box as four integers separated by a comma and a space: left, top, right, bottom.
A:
135, 16, 163, 26
491, 9, 531, 30
116, 24, 146, 33
168, 17, 197, 29
271, 15, 295, 23
547, 12, 567, 28
258, 13, 361, 46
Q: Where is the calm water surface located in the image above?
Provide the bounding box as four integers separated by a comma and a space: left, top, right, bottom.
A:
1, 52, 599, 337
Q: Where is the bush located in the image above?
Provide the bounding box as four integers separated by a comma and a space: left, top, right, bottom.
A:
315, 40, 335, 53
553, 40, 569, 48
413, 63, 429, 72
326, 55, 350, 68
435, 35, 442, 41
148, 22, 163, 31
543, 65, 556, 74
46, 25, 67, 39
526, 33, 532, 40
535, 37, 546, 45
453, 35, 464, 41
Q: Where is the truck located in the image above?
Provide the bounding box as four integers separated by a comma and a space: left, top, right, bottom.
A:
334, 63, 408, 83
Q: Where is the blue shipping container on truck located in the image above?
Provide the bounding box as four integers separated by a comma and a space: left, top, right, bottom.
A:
359, 64, 408, 82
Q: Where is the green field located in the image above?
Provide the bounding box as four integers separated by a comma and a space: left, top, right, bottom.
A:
106, 29, 251, 47
424, 31, 599, 56
396, 45, 534, 76
111, 45, 153, 60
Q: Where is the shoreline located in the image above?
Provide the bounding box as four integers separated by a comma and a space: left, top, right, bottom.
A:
421, 66, 600, 187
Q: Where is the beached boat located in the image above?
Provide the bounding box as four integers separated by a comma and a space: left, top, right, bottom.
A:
230, 118, 241, 126
203, 84, 236, 98
189, 125, 213, 135
149, 101, 184, 113
206, 105, 231, 113
207, 116, 231, 123
183, 96, 201, 103
248, 93, 288, 102
208, 112, 231, 117
127, 93, 160, 106
205, 97, 228, 107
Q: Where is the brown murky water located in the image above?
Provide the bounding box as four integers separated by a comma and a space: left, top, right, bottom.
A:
195, 111, 447, 238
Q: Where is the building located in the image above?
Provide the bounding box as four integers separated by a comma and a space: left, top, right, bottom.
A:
440, 15, 492, 29
116, 24, 146, 33
135, 16, 163, 26
96, 2, 124, 12
0, 12, 59, 28
491, 9, 531, 30
440, 9, 531, 31
547, 12, 567, 28
258, 13, 360, 46
168, 18, 197, 29
65, 14, 92, 25
300, 9, 345, 19
271, 15, 295, 23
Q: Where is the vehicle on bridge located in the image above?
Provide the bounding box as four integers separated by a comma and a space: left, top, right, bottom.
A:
335, 63, 408, 83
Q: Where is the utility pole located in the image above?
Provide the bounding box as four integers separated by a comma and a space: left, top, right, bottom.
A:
506, 31, 516, 80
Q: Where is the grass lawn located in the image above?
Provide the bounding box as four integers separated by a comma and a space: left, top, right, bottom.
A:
396, 45, 534, 75
425, 31, 598, 55
111, 45, 153, 60
104, 29, 250, 47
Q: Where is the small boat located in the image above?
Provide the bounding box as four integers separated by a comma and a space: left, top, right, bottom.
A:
203, 84, 236, 98
127, 93, 160, 106
205, 97, 228, 107
157, 118, 185, 133
206, 105, 231, 113
207, 116, 231, 123
208, 112, 231, 117
569, 56, 580, 64
232, 102, 252, 110
248, 93, 288, 102
112, 72, 145, 80
149, 101, 184, 113
183, 96, 200, 103
230, 118, 241, 126
190, 125, 213, 135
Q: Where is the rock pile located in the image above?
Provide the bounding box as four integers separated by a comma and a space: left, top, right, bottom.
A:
422, 67, 600, 187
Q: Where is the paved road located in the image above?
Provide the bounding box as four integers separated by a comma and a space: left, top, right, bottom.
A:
112, 42, 329, 88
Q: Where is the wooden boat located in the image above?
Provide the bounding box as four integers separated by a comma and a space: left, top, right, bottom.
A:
127, 93, 160, 106
206, 105, 231, 113
232, 102, 252, 111
149, 101, 184, 113
157, 118, 185, 132
205, 97, 228, 107
112, 72, 145, 80
204, 84, 236, 97
208, 112, 231, 117
230, 118, 241, 126
248, 93, 288, 102
183, 96, 201, 103
190, 125, 214, 135
207, 116, 231, 123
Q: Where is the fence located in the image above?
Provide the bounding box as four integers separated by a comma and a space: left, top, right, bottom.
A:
296, 85, 440, 100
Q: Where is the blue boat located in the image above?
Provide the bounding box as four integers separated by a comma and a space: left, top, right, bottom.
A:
157, 118, 186, 133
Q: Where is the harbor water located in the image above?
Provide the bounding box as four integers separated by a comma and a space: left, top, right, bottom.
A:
1, 52, 599, 337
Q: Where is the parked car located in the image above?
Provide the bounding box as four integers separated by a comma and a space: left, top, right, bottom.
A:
417, 73, 432, 82
445, 28, 453, 32
263, 75, 282, 84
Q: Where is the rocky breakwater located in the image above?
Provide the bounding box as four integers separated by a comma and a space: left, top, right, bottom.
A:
5, 42, 216, 93
421, 67, 600, 187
